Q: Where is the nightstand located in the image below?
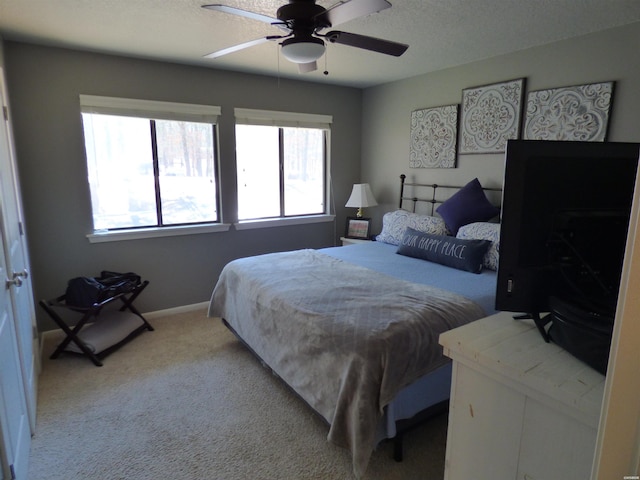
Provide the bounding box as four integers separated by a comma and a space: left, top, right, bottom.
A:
340, 237, 372, 246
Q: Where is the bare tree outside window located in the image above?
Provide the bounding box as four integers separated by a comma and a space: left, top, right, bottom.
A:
82, 113, 218, 230
236, 124, 325, 221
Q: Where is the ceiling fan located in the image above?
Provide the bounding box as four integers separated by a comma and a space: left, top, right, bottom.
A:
201, 0, 409, 73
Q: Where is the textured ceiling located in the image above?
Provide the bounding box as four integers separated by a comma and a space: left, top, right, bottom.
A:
1, 0, 640, 88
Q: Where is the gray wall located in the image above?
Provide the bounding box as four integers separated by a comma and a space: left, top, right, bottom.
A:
5, 22, 640, 331
3, 42, 362, 330
361, 22, 640, 233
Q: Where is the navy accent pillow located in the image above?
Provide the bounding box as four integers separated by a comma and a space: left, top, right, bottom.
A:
436, 178, 500, 235
397, 228, 491, 274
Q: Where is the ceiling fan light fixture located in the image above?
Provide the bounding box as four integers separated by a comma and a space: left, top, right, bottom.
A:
280, 37, 325, 64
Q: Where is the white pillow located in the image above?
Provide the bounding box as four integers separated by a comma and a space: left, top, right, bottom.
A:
376, 210, 448, 246
456, 222, 500, 270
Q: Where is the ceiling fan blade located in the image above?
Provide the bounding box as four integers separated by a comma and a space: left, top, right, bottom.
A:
326, 30, 408, 56
204, 37, 272, 59
298, 61, 318, 73
202, 4, 291, 33
202, 4, 279, 25
318, 0, 391, 28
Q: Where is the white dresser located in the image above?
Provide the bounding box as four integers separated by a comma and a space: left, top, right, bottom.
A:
439, 311, 606, 480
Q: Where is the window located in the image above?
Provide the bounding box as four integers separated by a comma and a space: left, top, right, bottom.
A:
80, 96, 221, 231
234, 108, 331, 221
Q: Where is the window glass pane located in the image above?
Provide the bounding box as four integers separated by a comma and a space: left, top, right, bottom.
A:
82, 113, 156, 229
236, 125, 280, 220
283, 127, 324, 216
156, 120, 217, 224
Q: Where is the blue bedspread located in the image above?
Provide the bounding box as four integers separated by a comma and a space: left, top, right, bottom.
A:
321, 241, 498, 316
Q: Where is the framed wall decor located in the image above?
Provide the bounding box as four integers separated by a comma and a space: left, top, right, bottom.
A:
345, 217, 371, 239
410, 104, 459, 168
460, 78, 525, 154
523, 81, 614, 142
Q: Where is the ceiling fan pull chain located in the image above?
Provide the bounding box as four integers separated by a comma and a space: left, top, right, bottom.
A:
277, 44, 281, 88
324, 47, 329, 76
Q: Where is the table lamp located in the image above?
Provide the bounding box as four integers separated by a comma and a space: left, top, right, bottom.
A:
345, 183, 377, 218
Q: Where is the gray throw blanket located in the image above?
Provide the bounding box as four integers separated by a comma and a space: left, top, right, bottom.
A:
208, 249, 485, 478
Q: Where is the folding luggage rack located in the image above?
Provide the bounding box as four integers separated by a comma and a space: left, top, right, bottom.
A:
39, 280, 153, 366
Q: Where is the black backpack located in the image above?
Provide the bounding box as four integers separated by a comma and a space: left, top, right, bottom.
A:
65, 271, 141, 308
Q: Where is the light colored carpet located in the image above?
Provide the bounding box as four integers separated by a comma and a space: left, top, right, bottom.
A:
28, 309, 447, 480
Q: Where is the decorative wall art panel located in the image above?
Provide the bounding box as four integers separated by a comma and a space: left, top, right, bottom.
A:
523, 81, 614, 142
460, 78, 525, 154
410, 104, 458, 168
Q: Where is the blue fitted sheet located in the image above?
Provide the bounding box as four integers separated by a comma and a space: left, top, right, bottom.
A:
322, 241, 498, 437
321, 241, 498, 316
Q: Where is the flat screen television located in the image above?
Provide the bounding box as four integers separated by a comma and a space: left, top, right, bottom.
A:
496, 140, 639, 319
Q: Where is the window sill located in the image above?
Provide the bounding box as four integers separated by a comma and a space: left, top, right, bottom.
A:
87, 223, 232, 243
234, 214, 335, 230
86, 215, 335, 242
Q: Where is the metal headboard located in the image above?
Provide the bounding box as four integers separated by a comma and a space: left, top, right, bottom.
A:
399, 174, 502, 216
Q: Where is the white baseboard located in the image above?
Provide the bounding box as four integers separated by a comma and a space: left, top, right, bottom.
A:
143, 301, 209, 319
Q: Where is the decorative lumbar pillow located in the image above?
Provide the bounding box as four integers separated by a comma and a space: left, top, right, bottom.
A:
397, 228, 491, 273
436, 178, 500, 235
457, 222, 501, 271
376, 210, 448, 245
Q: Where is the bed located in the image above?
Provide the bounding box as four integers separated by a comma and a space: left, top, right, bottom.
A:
208, 175, 502, 478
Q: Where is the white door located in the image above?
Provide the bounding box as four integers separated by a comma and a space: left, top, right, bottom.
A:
0, 68, 38, 431
0, 227, 30, 480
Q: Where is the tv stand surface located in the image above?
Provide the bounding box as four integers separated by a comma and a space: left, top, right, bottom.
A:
439, 311, 605, 480
513, 311, 552, 342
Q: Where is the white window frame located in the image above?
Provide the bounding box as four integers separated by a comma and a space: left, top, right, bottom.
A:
79, 95, 231, 243
233, 108, 334, 230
